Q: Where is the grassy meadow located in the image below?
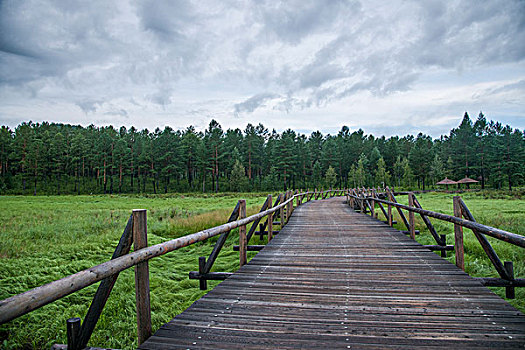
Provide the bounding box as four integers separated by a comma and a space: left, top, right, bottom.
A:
0, 193, 271, 349
0, 191, 523, 349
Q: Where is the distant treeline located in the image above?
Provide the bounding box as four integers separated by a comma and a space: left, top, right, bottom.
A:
0, 112, 523, 195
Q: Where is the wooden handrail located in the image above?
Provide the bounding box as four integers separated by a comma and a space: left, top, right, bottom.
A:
347, 192, 525, 248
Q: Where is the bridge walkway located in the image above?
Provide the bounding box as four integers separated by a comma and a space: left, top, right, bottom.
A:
139, 197, 525, 349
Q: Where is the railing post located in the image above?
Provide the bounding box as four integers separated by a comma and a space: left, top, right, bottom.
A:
387, 190, 392, 226
440, 234, 447, 258
453, 196, 465, 271
370, 189, 375, 218
239, 200, 247, 267
268, 195, 273, 242
67, 317, 81, 350
132, 209, 152, 346
280, 193, 285, 228
504, 261, 515, 299
408, 193, 415, 240
198, 256, 207, 290
287, 191, 292, 220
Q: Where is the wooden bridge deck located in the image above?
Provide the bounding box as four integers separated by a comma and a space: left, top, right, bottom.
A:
139, 197, 525, 349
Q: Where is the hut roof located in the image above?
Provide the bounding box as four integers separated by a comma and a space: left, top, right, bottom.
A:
436, 177, 457, 185
457, 177, 479, 184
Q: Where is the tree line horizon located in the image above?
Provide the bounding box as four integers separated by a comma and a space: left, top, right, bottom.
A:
0, 111, 523, 195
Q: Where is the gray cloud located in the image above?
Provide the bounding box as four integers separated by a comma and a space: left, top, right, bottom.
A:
76, 99, 103, 114
234, 93, 280, 115
255, 0, 360, 44
0, 0, 524, 134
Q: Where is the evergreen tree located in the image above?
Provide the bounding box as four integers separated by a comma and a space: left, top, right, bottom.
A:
500, 126, 524, 190
374, 156, 391, 187
312, 161, 322, 188
347, 164, 356, 188
204, 120, 223, 193
401, 157, 414, 189
324, 166, 337, 188
408, 133, 433, 190
355, 154, 367, 187
0, 126, 13, 191
473, 112, 488, 188
229, 148, 248, 192
430, 154, 445, 186
393, 156, 404, 188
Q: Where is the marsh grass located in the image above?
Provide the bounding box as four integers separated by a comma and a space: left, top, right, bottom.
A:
374, 191, 525, 312
0, 193, 270, 349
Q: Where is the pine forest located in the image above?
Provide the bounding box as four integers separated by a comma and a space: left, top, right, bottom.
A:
0, 112, 523, 195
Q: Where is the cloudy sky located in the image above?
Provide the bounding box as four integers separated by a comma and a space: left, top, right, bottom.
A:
1, 0, 524, 137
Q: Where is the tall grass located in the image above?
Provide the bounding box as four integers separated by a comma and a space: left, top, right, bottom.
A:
0, 193, 270, 349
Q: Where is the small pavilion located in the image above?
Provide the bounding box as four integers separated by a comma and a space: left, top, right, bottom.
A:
457, 177, 479, 189
436, 177, 457, 190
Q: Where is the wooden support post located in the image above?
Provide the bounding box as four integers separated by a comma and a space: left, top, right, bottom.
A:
505, 261, 515, 299
67, 317, 81, 350
284, 191, 288, 223
370, 190, 375, 218
280, 193, 285, 228
408, 193, 415, 240
198, 256, 207, 290
203, 202, 240, 274
387, 200, 393, 227
78, 215, 134, 349
288, 191, 293, 220
268, 195, 273, 242
412, 194, 443, 246
453, 196, 465, 271
132, 209, 151, 346
239, 200, 247, 267
458, 198, 512, 281
258, 223, 264, 240
440, 234, 447, 258
388, 188, 410, 231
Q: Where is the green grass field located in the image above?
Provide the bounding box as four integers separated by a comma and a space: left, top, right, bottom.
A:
0, 191, 523, 349
0, 193, 271, 349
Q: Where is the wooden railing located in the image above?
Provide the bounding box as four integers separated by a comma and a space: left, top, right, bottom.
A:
347, 187, 525, 299
0, 188, 345, 349
189, 188, 346, 288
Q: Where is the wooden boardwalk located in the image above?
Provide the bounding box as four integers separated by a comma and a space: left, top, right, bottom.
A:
139, 197, 525, 349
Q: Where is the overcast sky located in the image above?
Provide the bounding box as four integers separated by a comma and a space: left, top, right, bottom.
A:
1, 0, 524, 137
